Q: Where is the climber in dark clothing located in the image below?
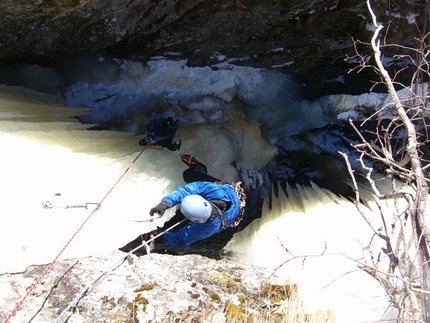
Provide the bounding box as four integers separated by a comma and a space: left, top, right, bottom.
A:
139, 117, 181, 151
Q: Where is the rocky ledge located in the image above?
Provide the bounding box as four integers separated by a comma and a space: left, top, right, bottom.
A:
0, 250, 335, 323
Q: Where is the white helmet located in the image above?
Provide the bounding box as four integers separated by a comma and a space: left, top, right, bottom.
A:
180, 194, 212, 223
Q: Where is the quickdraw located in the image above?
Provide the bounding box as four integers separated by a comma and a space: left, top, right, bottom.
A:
42, 200, 101, 210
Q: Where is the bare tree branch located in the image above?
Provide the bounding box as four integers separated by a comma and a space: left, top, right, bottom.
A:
338, 1, 430, 320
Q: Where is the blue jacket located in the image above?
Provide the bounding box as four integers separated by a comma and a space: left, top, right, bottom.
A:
161, 181, 240, 246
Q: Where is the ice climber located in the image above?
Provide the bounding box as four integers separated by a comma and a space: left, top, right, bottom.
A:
139, 155, 246, 248
139, 117, 181, 151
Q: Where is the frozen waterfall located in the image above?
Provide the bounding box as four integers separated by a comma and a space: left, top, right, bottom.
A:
0, 57, 408, 323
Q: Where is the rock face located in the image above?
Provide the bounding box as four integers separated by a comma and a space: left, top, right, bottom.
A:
0, 0, 426, 97
0, 250, 325, 323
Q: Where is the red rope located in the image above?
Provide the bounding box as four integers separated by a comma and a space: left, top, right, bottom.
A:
2, 142, 151, 323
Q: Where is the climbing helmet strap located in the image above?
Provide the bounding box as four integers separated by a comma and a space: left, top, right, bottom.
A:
209, 201, 227, 231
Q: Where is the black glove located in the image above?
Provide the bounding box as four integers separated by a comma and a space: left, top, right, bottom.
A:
149, 201, 171, 217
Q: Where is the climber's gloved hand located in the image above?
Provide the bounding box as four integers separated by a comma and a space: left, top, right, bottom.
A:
150, 201, 171, 217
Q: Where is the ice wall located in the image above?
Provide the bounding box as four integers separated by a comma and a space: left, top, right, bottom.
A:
3, 58, 426, 142
0, 85, 165, 273
59, 58, 332, 138
223, 182, 392, 323
0, 84, 276, 273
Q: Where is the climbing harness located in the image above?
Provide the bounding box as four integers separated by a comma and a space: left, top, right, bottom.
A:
53, 218, 186, 323
42, 193, 101, 210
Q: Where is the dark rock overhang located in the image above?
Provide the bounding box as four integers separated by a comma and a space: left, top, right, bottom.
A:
0, 0, 427, 97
